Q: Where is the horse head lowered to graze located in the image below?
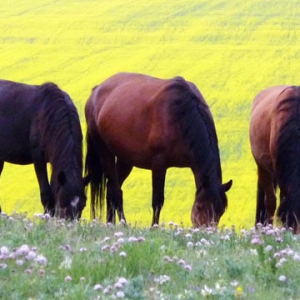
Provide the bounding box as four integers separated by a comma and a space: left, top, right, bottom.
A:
0, 80, 86, 219
85, 72, 232, 227
250, 85, 300, 233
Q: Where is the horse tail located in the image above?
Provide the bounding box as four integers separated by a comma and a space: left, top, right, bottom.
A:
85, 130, 106, 219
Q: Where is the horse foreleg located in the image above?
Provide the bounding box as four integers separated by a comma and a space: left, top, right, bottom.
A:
115, 160, 133, 223
151, 163, 166, 226
33, 159, 54, 216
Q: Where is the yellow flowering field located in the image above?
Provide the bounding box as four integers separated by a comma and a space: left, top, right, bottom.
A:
0, 0, 299, 228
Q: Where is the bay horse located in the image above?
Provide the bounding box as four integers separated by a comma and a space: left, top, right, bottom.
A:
85, 72, 232, 227
250, 85, 300, 232
0, 80, 86, 219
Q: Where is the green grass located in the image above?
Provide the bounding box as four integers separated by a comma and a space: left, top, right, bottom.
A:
1, 213, 300, 299
0, 0, 299, 228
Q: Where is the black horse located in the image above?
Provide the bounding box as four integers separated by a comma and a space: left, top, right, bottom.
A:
0, 80, 86, 219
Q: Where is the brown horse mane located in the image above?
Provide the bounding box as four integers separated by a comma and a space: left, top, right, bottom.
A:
276, 86, 300, 195
168, 77, 225, 207
37, 83, 83, 181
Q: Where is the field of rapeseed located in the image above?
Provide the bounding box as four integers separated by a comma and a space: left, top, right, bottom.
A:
0, 0, 299, 228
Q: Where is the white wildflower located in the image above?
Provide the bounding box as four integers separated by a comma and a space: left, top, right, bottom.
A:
94, 284, 103, 291
278, 275, 287, 282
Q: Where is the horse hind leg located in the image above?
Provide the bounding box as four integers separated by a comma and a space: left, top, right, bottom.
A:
101, 152, 128, 224
255, 167, 276, 226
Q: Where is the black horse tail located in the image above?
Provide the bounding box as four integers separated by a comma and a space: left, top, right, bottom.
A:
85, 131, 106, 219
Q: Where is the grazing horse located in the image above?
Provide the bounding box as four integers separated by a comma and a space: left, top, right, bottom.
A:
250, 85, 300, 232
0, 80, 86, 219
85, 72, 232, 227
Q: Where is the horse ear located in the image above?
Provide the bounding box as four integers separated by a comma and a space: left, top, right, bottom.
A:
222, 180, 232, 192
58, 171, 66, 186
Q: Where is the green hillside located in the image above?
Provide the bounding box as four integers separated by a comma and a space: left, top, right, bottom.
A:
0, 0, 299, 228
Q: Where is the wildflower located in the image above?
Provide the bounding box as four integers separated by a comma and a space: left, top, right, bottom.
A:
80, 277, 85, 281
118, 238, 125, 244
16, 244, 30, 256
103, 286, 113, 294
152, 224, 159, 228
200, 238, 210, 246
128, 237, 138, 243
117, 277, 128, 286
116, 291, 125, 298
236, 286, 243, 298
16, 259, 24, 266
59, 256, 72, 269
250, 249, 258, 256
221, 235, 230, 240
0, 263, 7, 269
114, 232, 124, 238
187, 242, 194, 248
264, 245, 273, 252
114, 282, 123, 289
184, 264, 192, 271
80, 247, 87, 252
119, 219, 126, 225
39, 269, 45, 276
293, 253, 300, 261
137, 236, 145, 242
160, 245, 166, 251
24, 268, 32, 274
35, 255, 47, 266
168, 221, 174, 227
0, 246, 9, 256
230, 280, 239, 287
101, 245, 110, 252
185, 233, 192, 239
64, 275, 72, 281
26, 251, 37, 260
251, 236, 263, 245
178, 259, 185, 266
94, 284, 103, 291
119, 251, 127, 257
278, 275, 287, 282
154, 275, 170, 285
163, 255, 173, 263
103, 237, 110, 243
201, 285, 212, 296
64, 244, 72, 251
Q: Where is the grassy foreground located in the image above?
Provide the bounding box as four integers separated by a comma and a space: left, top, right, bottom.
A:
0, 0, 299, 228
1, 212, 300, 300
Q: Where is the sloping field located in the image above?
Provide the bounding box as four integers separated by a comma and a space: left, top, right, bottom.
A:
0, 0, 299, 228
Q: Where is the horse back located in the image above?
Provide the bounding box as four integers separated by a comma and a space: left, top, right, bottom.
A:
85, 73, 202, 168
250, 85, 293, 170
0, 80, 40, 164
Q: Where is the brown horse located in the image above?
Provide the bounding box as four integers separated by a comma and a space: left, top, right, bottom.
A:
250, 85, 300, 232
85, 72, 232, 227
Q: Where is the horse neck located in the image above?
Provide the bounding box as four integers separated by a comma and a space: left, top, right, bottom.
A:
37, 85, 83, 179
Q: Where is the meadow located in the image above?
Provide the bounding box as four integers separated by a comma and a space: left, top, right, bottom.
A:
1, 0, 300, 228
1, 213, 300, 299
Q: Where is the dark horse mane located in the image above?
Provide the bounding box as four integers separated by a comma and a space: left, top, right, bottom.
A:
37, 83, 83, 179
276, 86, 300, 212
168, 77, 225, 207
